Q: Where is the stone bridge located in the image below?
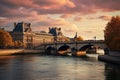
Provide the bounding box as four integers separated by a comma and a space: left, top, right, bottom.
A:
43, 40, 107, 56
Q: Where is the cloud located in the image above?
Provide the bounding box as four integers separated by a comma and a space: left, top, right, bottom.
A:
98, 16, 111, 21
32, 17, 79, 33
60, 14, 72, 18
71, 0, 120, 13
87, 15, 111, 21
0, 0, 75, 10
34, 0, 75, 9
35, 18, 68, 27
0, 0, 120, 38
74, 16, 82, 21
0, 0, 120, 17
0, 17, 9, 26
84, 31, 93, 33
0, 0, 37, 8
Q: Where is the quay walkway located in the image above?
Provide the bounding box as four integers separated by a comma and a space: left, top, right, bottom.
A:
98, 55, 120, 64
0, 49, 44, 56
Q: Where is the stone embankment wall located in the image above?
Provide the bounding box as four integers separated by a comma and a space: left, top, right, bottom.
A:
109, 51, 120, 57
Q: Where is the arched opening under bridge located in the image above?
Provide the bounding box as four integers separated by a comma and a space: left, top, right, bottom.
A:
58, 45, 71, 55
79, 44, 97, 53
46, 46, 56, 54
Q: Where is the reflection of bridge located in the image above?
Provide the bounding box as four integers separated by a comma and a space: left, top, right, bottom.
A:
43, 40, 106, 56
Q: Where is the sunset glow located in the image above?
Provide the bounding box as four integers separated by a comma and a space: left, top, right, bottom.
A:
0, 0, 120, 40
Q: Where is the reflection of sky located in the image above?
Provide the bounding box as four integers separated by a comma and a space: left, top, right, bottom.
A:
0, 55, 108, 80
0, 0, 120, 40
0, 55, 120, 80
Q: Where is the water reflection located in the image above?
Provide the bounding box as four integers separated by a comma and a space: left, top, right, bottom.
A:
105, 63, 120, 80
0, 55, 119, 80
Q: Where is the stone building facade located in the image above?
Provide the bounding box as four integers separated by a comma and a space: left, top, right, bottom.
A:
49, 27, 66, 42
10, 22, 66, 48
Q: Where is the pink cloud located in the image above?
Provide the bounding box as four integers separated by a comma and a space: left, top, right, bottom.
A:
1, 0, 37, 8
98, 16, 111, 21
32, 17, 79, 33
0, 0, 120, 33
34, 0, 75, 9
0, 0, 120, 17
74, 16, 82, 21
61, 14, 72, 18
34, 18, 69, 27
0, 17, 9, 26
87, 15, 111, 21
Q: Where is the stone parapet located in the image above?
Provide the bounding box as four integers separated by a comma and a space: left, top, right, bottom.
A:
109, 50, 120, 57
98, 55, 120, 64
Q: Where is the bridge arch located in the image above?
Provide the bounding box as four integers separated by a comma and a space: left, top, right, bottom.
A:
58, 44, 71, 55
46, 46, 56, 54
58, 44, 70, 51
79, 44, 94, 51
78, 44, 102, 53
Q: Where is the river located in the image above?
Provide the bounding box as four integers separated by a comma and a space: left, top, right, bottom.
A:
0, 54, 120, 80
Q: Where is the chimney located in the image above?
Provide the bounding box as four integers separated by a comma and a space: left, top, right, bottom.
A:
49, 27, 51, 30
14, 22, 16, 28
28, 23, 31, 27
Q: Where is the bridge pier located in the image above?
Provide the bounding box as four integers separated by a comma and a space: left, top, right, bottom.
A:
86, 48, 97, 53
45, 47, 57, 55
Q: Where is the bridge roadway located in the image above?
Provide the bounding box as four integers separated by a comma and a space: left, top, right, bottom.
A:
44, 40, 105, 45
42, 40, 106, 56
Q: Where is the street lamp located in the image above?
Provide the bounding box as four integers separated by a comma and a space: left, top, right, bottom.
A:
93, 36, 96, 41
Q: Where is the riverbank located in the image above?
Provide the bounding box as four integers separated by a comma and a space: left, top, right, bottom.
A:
0, 49, 44, 56
98, 51, 120, 64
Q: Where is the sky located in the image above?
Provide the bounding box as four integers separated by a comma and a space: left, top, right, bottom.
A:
0, 0, 120, 40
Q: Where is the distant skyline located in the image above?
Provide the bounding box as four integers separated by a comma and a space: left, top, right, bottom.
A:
0, 0, 120, 40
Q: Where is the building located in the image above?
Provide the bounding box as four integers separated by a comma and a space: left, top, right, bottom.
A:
49, 27, 66, 42
0, 28, 5, 30
10, 22, 66, 48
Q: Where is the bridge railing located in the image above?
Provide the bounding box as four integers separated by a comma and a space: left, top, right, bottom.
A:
42, 40, 105, 45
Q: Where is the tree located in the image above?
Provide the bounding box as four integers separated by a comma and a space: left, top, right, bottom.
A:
14, 40, 23, 48
64, 37, 70, 42
0, 30, 13, 48
104, 16, 120, 50
75, 36, 84, 41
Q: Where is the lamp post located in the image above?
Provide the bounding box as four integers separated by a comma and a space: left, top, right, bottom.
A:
74, 39, 78, 56
94, 36, 96, 41
54, 36, 58, 54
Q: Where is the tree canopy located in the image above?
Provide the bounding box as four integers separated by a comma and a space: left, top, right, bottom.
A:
64, 37, 70, 42
14, 40, 24, 48
75, 36, 84, 41
104, 16, 120, 50
0, 30, 13, 48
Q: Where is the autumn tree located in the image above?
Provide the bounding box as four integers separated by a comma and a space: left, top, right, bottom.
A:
0, 30, 13, 48
104, 16, 120, 50
75, 36, 84, 41
64, 37, 70, 42
14, 40, 23, 48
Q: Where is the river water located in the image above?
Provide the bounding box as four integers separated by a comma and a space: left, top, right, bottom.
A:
0, 54, 120, 80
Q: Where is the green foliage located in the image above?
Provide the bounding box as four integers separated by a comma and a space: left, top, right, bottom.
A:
104, 16, 120, 50
0, 30, 13, 48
